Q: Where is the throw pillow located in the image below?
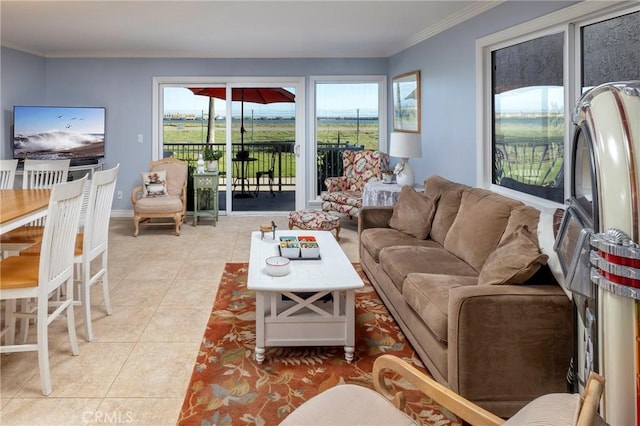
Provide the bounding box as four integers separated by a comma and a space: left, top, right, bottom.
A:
389, 186, 439, 240
141, 170, 168, 197
478, 224, 549, 286
443, 189, 514, 272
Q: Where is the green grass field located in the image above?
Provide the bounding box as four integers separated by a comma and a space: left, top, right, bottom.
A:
163, 120, 379, 148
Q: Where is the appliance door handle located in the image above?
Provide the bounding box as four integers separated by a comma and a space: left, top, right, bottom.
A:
294, 144, 300, 157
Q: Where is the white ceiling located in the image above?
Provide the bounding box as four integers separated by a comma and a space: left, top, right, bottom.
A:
0, 1, 502, 58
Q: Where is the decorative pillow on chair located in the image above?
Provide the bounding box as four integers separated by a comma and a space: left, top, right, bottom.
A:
478, 224, 548, 285
389, 186, 439, 240
141, 170, 168, 197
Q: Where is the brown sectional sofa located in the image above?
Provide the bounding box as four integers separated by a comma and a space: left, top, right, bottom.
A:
358, 175, 573, 418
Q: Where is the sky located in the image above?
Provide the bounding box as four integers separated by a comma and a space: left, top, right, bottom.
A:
164, 84, 380, 118
165, 84, 563, 118
495, 86, 564, 114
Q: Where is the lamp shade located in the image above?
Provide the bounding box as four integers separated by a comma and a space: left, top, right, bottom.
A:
389, 132, 422, 158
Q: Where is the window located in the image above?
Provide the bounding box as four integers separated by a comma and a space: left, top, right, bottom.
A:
310, 77, 386, 197
492, 33, 565, 203
478, 2, 639, 205
581, 11, 640, 92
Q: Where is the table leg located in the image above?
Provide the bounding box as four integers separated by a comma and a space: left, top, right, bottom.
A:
193, 188, 199, 226
255, 291, 265, 364
233, 159, 254, 199
345, 289, 355, 363
344, 346, 355, 363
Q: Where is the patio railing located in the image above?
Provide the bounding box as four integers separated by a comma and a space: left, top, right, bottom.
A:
163, 141, 364, 193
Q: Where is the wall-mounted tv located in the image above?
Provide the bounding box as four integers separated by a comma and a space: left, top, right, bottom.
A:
13, 106, 106, 165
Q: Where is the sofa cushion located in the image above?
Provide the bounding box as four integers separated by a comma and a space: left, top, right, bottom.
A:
500, 205, 540, 247
360, 228, 441, 263
380, 246, 478, 291
424, 176, 469, 246
478, 225, 549, 286
389, 187, 439, 239
403, 273, 478, 344
133, 195, 184, 214
444, 188, 522, 272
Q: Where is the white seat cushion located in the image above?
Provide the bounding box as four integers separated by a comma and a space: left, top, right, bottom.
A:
279, 384, 417, 425
504, 393, 580, 426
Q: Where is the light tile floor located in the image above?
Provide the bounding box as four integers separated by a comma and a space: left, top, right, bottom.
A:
0, 214, 360, 425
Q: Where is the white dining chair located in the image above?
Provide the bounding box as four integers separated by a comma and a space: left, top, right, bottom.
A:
21, 159, 71, 190
0, 176, 86, 396
1, 159, 71, 251
75, 164, 119, 341
0, 159, 18, 189
19, 164, 119, 341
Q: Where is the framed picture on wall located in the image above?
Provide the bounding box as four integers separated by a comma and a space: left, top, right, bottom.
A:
392, 70, 420, 133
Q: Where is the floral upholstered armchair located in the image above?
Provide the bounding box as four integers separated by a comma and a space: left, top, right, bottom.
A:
321, 150, 389, 217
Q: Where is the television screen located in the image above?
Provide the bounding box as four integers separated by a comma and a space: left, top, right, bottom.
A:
13, 106, 105, 164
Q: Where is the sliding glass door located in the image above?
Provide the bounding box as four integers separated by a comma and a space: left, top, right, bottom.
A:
156, 77, 304, 215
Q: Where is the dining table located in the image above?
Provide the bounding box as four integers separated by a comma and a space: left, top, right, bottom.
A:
0, 189, 51, 235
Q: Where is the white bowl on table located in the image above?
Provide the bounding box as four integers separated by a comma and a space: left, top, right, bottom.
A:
265, 256, 291, 277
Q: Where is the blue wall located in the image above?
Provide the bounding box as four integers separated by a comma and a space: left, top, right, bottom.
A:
388, 0, 575, 187
1, 48, 46, 159
1, 1, 575, 209
2, 55, 387, 208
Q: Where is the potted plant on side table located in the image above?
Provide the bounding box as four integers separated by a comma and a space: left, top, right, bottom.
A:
203, 146, 223, 171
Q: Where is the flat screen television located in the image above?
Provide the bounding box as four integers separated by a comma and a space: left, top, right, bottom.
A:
13, 106, 106, 165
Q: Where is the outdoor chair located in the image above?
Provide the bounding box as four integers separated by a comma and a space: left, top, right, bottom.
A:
131, 157, 188, 236
280, 354, 606, 426
254, 149, 276, 197
321, 150, 388, 217
0, 177, 86, 396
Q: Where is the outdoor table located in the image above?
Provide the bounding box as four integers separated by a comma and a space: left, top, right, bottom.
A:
232, 157, 257, 198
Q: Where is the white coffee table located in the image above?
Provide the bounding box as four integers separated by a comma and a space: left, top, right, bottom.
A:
247, 230, 364, 364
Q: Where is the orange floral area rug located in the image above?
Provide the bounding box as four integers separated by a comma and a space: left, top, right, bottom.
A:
177, 263, 461, 426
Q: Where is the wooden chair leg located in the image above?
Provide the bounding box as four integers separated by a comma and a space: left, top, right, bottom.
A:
133, 215, 140, 237
174, 214, 181, 236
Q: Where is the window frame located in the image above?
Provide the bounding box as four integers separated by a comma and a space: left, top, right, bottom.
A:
476, 1, 638, 208
308, 75, 387, 202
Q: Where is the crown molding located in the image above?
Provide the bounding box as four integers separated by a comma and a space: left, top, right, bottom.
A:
389, 0, 505, 55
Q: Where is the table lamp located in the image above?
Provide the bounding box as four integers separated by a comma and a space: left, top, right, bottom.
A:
389, 132, 422, 186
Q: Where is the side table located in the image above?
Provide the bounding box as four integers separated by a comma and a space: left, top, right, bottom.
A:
362, 181, 424, 207
193, 171, 219, 226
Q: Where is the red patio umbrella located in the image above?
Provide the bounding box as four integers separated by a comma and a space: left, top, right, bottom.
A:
189, 87, 295, 152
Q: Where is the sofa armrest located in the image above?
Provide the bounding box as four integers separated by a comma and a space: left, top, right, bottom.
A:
358, 206, 394, 234
447, 284, 572, 407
